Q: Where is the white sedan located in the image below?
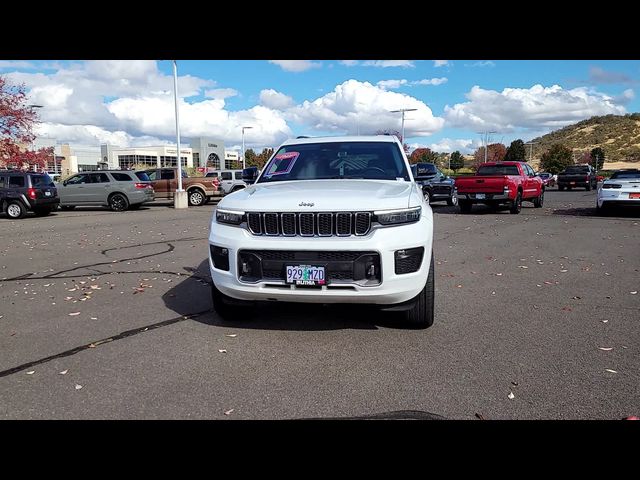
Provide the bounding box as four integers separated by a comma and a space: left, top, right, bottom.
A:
596, 169, 640, 211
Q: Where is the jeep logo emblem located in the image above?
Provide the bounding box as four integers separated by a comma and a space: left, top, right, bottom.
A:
299, 202, 314, 207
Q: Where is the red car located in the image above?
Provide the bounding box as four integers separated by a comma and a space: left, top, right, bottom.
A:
454, 161, 545, 214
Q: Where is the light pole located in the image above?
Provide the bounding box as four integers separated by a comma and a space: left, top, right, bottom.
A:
27, 104, 54, 173
482, 131, 496, 163
525, 142, 537, 163
172, 60, 187, 209
241, 126, 253, 170
390, 108, 417, 145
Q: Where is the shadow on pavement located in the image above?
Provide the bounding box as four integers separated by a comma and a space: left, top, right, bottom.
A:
552, 206, 640, 218
161, 260, 413, 331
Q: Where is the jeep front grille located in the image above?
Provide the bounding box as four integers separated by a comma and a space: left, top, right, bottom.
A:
246, 212, 372, 237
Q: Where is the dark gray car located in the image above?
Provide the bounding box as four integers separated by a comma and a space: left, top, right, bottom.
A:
56, 170, 155, 211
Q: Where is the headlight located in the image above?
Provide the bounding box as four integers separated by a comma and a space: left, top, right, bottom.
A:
216, 209, 245, 225
374, 206, 421, 225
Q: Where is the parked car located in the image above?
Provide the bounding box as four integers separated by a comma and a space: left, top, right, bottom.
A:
596, 169, 640, 211
454, 162, 544, 214
56, 170, 154, 211
209, 135, 435, 328
1, 170, 59, 219
557, 164, 597, 191
410, 162, 457, 206
205, 170, 246, 194
537, 172, 556, 188
142, 168, 219, 206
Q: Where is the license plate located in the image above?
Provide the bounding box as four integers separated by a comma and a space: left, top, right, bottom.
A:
476, 193, 486, 199
44, 191, 51, 196
286, 265, 326, 285
630, 193, 640, 199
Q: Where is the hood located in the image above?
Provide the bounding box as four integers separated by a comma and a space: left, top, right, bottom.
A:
219, 179, 418, 212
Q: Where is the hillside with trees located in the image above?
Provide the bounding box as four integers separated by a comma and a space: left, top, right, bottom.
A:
530, 113, 640, 163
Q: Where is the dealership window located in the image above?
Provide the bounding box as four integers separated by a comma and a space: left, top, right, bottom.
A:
78, 164, 100, 171
160, 156, 187, 167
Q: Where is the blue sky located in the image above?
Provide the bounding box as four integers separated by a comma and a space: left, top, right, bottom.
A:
1, 59, 638, 154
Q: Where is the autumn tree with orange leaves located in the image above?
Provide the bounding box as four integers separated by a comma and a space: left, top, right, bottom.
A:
0, 75, 52, 171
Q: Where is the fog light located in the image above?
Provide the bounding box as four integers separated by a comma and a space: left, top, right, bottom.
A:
395, 247, 424, 274
210, 245, 230, 271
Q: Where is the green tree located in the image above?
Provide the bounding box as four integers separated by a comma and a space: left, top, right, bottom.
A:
244, 148, 257, 167
504, 139, 526, 162
590, 147, 605, 170
254, 148, 274, 168
540, 144, 573, 174
449, 151, 465, 171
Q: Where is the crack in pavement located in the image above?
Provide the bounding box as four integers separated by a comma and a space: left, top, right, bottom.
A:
0, 309, 212, 378
0, 237, 207, 283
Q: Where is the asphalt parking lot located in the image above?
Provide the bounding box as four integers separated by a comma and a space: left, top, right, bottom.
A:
0, 191, 638, 419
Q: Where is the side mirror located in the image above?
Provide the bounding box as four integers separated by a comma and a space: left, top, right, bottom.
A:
242, 167, 259, 184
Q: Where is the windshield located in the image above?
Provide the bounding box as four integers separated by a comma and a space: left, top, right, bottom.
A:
477, 165, 520, 176
610, 171, 640, 180
538, 173, 551, 178
256, 141, 410, 183
411, 163, 437, 178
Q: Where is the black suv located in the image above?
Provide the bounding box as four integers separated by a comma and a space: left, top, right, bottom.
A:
0, 170, 59, 219
411, 163, 458, 206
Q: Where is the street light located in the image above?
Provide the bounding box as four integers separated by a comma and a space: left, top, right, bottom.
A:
524, 142, 537, 163
477, 131, 497, 163
172, 60, 187, 209
390, 108, 417, 144
242, 126, 253, 169
27, 104, 55, 173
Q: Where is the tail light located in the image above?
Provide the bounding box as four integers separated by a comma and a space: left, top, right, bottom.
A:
135, 183, 152, 189
27, 187, 37, 199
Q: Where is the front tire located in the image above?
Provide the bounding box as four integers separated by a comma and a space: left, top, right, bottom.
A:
6, 201, 26, 219
59, 205, 76, 211
586, 183, 592, 191
423, 189, 431, 204
401, 252, 435, 329
211, 283, 234, 320
109, 193, 129, 212
558, 185, 565, 191
510, 192, 522, 214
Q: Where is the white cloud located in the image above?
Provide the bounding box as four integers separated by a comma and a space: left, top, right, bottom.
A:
413, 77, 448, 86
269, 60, 321, 72
428, 138, 477, 153
362, 60, 414, 68
0, 60, 35, 69
434, 60, 450, 67
444, 84, 627, 131
465, 61, 495, 68
205, 88, 238, 99
108, 95, 291, 146
376, 79, 408, 89
259, 89, 295, 110
287, 79, 444, 137
613, 88, 635, 105
339, 60, 359, 67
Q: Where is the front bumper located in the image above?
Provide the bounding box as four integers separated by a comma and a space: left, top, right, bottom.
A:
208, 214, 433, 305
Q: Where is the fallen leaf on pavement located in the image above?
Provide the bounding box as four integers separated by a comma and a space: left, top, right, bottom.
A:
26, 371, 35, 375
631, 291, 638, 295
518, 266, 528, 269
224, 409, 234, 415
562, 307, 572, 311
75, 384, 83, 390
508, 392, 515, 400
225, 334, 237, 338
59, 370, 68, 375
560, 270, 568, 273
475, 413, 485, 420
572, 296, 581, 300
68, 312, 81, 316
605, 369, 618, 374
218, 349, 227, 353
601, 320, 609, 323
598, 347, 613, 351
511, 381, 519, 386
88, 343, 96, 348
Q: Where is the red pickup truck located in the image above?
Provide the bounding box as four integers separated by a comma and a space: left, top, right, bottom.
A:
454, 162, 544, 214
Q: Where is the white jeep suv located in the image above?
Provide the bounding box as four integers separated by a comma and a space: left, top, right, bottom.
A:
208, 135, 435, 327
